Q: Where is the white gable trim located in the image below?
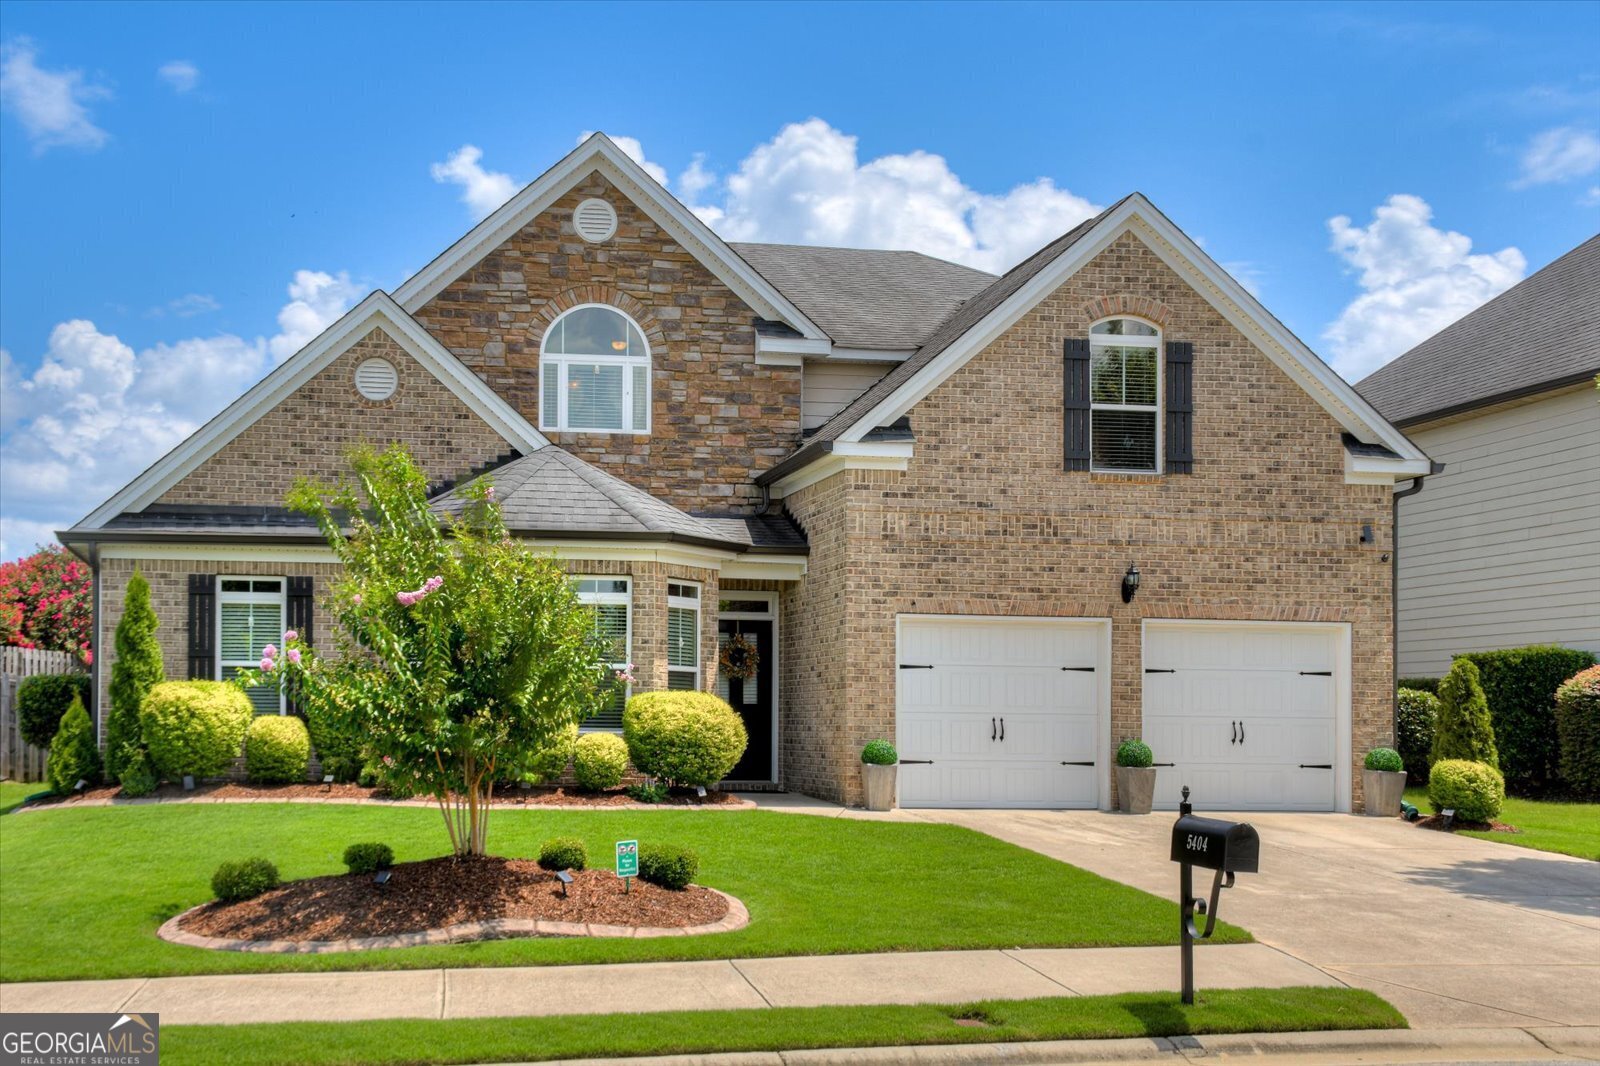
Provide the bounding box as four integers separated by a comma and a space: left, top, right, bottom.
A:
835, 194, 1428, 467
392, 134, 829, 341
77, 291, 548, 529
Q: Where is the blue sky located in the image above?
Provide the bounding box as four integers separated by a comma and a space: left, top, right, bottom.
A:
1, 0, 1597, 554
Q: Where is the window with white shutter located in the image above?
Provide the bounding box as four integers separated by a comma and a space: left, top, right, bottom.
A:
574, 577, 631, 731
667, 582, 701, 691
217, 577, 285, 715
539, 305, 651, 434
1089, 317, 1162, 473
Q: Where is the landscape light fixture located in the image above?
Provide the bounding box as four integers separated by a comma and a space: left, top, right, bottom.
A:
323, 774, 335, 785
1121, 564, 1141, 604
556, 870, 574, 898
73, 779, 88, 794
1440, 809, 1455, 830
696, 785, 708, 798
373, 870, 391, 886
182, 775, 195, 791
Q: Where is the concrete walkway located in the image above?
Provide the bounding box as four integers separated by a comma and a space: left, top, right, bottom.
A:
0, 943, 1323, 1026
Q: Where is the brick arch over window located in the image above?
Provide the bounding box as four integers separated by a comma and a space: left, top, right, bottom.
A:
532, 287, 670, 352
1079, 295, 1175, 328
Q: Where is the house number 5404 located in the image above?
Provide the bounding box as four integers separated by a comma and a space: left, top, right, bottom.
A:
1186, 835, 1208, 852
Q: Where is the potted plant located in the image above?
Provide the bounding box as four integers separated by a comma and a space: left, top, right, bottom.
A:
1115, 739, 1157, 814
860, 739, 898, 811
1363, 747, 1407, 817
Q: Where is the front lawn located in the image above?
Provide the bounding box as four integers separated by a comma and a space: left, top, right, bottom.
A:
0, 780, 41, 816
1405, 787, 1600, 861
0, 803, 1246, 982
160, 987, 1401, 1066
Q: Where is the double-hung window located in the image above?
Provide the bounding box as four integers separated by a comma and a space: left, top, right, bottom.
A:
574, 577, 631, 731
218, 577, 285, 715
1089, 317, 1161, 473
666, 582, 701, 691
539, 304, 651, 433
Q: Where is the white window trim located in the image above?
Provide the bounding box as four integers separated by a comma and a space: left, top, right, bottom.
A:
667, 580, 702, 691
216, 576, 286, 715
1089, 316, 1163, 475
539, 303, 652, 435
574, 576, 632, 732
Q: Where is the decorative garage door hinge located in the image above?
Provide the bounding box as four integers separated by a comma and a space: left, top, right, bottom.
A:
1299, 670, 1333, 676
1299, 764, 1333, 769
898, 663, 934, 670
1144, 668, 1176, 673
1061, 665, 1097, 672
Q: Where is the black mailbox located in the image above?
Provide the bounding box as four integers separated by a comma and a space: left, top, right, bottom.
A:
1170, 814, 1260, 874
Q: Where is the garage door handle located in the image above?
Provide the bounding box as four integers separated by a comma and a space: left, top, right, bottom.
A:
1231, 721, 1238, 744
899, 664, 934, 670
1060, 760, 1095, 766
1145, 668, 1175, 674
1299, 670, 1332, 677
1239, 721, 1244, 744
1299, 764, 1332, 769
900, 759, 934, 765
1000, 717, 1005, 741
992, 717, 997, 741
1061, 666, 1096, 672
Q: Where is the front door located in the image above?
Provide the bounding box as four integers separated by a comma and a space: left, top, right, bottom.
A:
718, 619, 774, 781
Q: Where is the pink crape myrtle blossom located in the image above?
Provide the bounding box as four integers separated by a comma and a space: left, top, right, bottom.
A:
284, 629, 298, 642
287, 648, 303, 665
263, 644, 277, 658
259, 656, 275, 672
396, 575, 446, 608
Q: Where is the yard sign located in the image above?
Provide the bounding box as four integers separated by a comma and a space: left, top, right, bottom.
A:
616, 839, 639, 879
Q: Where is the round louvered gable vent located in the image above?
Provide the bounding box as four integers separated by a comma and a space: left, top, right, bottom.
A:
354, 357, 398, 401
573, 198, 618, 243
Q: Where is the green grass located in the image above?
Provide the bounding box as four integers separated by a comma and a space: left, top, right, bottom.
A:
0, 780, 44, 816
0, 803, 1246, 982
160, 987, 1402, 1066
1405, 787, 1600, 861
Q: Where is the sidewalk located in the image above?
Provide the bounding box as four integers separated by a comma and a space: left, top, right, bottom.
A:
0, 943, 1324, 1026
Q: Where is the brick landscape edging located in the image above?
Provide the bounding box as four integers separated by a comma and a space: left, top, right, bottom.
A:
15, 794, 757, 814
156, 888, 749, 954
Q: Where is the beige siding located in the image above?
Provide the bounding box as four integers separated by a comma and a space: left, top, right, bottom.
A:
1397, 384, 1600, 677
802, 361, 889, 430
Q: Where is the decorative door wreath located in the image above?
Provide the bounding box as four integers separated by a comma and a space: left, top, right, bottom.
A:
719, 633, 761, 681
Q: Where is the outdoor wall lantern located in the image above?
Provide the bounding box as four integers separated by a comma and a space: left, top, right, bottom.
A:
1121, 564, 1141, 604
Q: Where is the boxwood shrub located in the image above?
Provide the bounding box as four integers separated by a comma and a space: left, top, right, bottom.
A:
860, 739, 897, 766
514, 722, 579, 786
342, 842, 394, 875
638, 843, 699, 890
212, 858, 279, 903
1397, 676, 1441, 696
1427, 759, 1505, 824
16, 673, 91, 749
1364, 747, 1403, 773
574, 732, 629, 791
1116, 739, 1154, 768
1396, 687, 1439, 785
1458, 645, 1596, 795
623, 691, 748, 788
244, 715, 311, 784
1556, 665, 1600, 800
539, 836, 588, 872
46, 696, 100, 794
140, 681, 253, 780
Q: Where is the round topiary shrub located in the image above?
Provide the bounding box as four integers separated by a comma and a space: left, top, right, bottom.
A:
539, 836, 588, 872
343, 842, 394, 875
1555, 665, 1600, 800
638, 842, 699, 890
515, 722, 579, 786
1364, 747, 1404, 773
1427, 759, 1506, 824
16, 673, 92, 749
1116, 739, 1154, 768
245, 715, 311, 784
46, 695, 101, 794
1396, 687, 1439, 785
212, 858, 279, 903
141, 681, 253, 780
623, 691, 748, 788
574, 732, 630, 791
861, 739, 897, 765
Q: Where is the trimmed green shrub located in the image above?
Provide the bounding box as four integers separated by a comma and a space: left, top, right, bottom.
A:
211, 858, 279, 903
638, 843, 699, 890
623, 691, 748, 788
1116, 739, 1154, 768
539, 837, 588, 872
16, 673, 91, 749
627, 781, 668, 804
115, 743, 158, 798
1397, 676, 1441, 696
516, 722, 579, 786
861, 739, 897, 766
574, 732, 629, 791
1427, 759, 1505, 823
1555, 665, 1600, 799
244, 715, 311, 784
342, 842, 394, 875
140, 680, 252, 780
1433, 659, 1498, 770
1396, 687, 1439, 785
1458, 645, 1597, 794
46, 695, 100, 794
1364, 747, 1403, 773
106, 569, 163, 779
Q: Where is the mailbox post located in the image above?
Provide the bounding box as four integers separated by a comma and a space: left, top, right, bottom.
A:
1170, 786, 1259, 1004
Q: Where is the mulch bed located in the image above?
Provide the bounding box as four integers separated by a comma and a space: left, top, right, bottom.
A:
1416, 813, 1520, 834
27, 780, 741, 807
179, 856, 728, 942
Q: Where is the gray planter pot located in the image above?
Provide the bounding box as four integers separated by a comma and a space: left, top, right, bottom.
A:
1116, 765, 1156, 814
861, 762, 896, 811
1363, 769, 1407, 817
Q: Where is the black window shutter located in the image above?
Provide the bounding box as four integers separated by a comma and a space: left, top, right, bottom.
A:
1063, 338, 1091, 471
187, 574, 216, 680
1165, 341, 1194, 474
285, 577, 314, 717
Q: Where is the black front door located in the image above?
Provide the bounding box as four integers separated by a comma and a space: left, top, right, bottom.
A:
718, 619, 774, 781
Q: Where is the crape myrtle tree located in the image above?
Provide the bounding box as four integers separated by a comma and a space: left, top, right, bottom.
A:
240, 445, 620, 857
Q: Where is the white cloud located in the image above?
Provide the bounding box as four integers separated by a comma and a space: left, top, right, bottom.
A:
1582, 185, 1600, 208
0, 270, 357, 554
0, 517, 66, 558
157, 59, 199, 93
1323, 194, 1526, 382
578, 131, 668, 185
430, 144, 518, 220
148, 292, 220, 318
0, 37, 111, 152
1514, 126, 1600, 187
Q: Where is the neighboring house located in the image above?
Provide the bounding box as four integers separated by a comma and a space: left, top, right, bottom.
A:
60, 134, 1431, 812
1357, 235, 1600, 679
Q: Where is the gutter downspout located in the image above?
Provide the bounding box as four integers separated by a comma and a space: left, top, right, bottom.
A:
1391, 462, 1445, 745
89, 543, 102, 749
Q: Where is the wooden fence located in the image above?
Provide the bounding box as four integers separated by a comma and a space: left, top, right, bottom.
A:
1, 647, 87, 782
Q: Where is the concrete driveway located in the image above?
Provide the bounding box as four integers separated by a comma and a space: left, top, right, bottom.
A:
904, 807, 1600, 1031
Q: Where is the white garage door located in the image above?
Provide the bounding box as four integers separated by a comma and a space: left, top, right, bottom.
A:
896, 617, 1106, 809
1143, 621, 1348, 812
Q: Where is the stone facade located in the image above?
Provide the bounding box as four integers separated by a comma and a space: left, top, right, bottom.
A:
159, 328, 514, 506
413, 173, 802, 515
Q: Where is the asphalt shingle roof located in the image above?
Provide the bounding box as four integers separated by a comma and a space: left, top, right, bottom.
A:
1356, 234, 1600, 426
731, 243, 995, 350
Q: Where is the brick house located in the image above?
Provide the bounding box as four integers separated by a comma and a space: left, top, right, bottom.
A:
61, 134, 1431, 812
